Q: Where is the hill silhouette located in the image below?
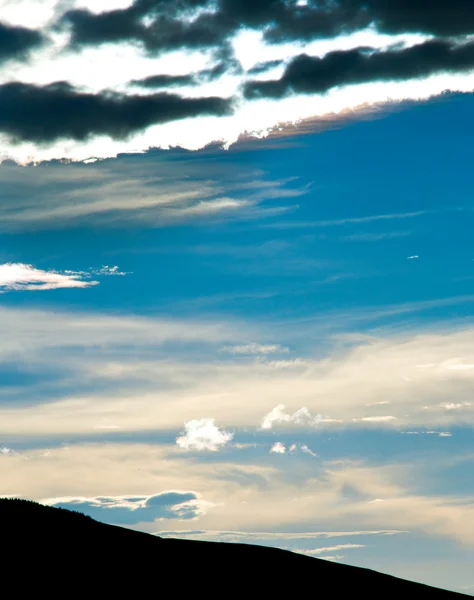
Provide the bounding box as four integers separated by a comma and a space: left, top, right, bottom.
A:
1, 498, 469, 597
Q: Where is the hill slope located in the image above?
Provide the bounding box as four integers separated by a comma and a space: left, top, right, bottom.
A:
0, 499, 469, 597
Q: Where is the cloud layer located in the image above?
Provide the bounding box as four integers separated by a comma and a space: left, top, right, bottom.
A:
1, 1, 474, 160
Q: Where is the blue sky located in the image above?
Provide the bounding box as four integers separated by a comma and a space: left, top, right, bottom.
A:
1, 1, 474, 595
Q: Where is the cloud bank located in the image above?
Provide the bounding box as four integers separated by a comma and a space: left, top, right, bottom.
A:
0, 1, 474, 161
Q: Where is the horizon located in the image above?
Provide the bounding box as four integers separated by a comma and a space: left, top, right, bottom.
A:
0, 1, 474, 595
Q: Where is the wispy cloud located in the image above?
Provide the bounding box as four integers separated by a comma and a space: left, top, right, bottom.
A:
262, 210, 434, 230
261, 404, 323, 430
0, 262, 98, 292
353, 416, 398, 423
155, 530, 404, 541
176, 419, 234, 452
222, 343, 288, 355
272, 442, 318, 457
0, 159, 307, 231
293, 543, 365, 555
43, 491, 212, 525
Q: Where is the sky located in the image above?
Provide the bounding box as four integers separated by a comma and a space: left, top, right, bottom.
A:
1, 0, 474, 595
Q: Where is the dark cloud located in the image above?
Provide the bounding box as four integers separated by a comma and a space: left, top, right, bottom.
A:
244, 39, 474, 100
62, 4, 231, 53
357, 0, 474, 37
247, 59, 284, 75
264, 1, 474, 43
50, 492, 204, 525
0, 81, 232, 143
199, 43, 243, 80
131, 73, 197, 88
0, 21, 45, 63
60, 0, 474, 57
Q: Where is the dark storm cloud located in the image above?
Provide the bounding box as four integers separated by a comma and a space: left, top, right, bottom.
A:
62, 2, 231, 53
61, 1, 288, 56
263, 0, 474, 42
0, 81, 232, 143
244, 39, 474, 100
131, 73, 197, 88
60, 0, 474, 56
0, 21, 45, 63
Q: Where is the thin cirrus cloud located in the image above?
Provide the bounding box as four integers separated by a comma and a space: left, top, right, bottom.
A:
0, 157, 304, 231
221, 343, 289, 355
1, 2, 474, 161
0, 263, 128, 292
43, 491, 212, 525
5, 306, 474, 436
293, 544, 366, 556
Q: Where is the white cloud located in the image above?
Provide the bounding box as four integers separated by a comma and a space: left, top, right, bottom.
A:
0, 160, 303, 231
89, 265, 130, 276
261, 404, 323, 430
155, 529, 403, 541
401, 431, 452, 437
3, 305, 474, 437
176, 418, 233, 452
222, 343, 288, 355
407, 255, 419, 259
0, 263, 98, 292
43, 491, 212, 524
300, 444, 318, 457
260, 359, 308, 370
287, 443, 318, 457
270, 442, 286, 454
353, 416, 398, 423
294, 543, 365, 555
440, 402, 470, 410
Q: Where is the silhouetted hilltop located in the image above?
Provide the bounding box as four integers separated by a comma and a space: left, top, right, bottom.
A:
0, 498, 469, 597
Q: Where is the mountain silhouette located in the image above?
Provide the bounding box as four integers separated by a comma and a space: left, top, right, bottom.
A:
1, 498, 469, 597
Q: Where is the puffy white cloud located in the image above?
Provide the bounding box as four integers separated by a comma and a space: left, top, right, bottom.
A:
176, 418, 233, 452
279, 443, 318, 457
261, 404, 323, 430
0, 262, 98, 292
270, 442, 286, 454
